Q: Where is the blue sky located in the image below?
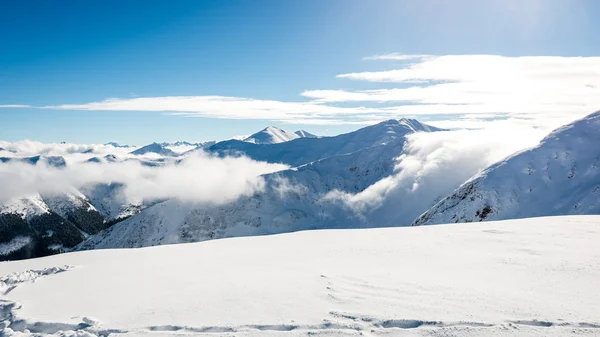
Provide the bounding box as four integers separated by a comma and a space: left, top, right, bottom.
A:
1, 0, 599, 144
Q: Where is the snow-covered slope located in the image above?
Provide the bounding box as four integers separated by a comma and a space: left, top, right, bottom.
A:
0, 195, 85, 260
2, 216, 600, 337
41, 190, 106, 234
413, 111, 600, 226
0, 188, 139, 260
210, 119, 442, 167
0, 194, 51, 220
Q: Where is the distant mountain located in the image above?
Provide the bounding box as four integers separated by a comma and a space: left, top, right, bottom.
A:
105, 142, 133, 148
209, 119, 443, 167
87, 154, 119, 164
0, 155, 67, 168
130, 143, 178, 156
294, 130, 317, 138
242, 126, 317, 144
413, 111, 600, 226
159, 141, 215, 148
79, 119, 445, 250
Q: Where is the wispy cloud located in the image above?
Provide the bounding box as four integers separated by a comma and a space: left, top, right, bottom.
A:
0, 150, 287, 204
337, 55, 600, 88
0, 104, 31, 108
4, 54, 599, 129
43, 96, 377, 122
320, 54, 600, 127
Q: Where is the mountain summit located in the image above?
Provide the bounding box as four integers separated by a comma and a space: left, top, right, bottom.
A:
243, 126, 317, 144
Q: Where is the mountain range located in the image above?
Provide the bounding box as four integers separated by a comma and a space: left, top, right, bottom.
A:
2, 114, 600, 260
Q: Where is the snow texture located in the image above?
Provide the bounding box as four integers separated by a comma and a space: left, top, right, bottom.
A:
1, 216, 600, 336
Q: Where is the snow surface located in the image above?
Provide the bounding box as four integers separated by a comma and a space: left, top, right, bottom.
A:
1, 215, 600, 336
414, 110, 600, 226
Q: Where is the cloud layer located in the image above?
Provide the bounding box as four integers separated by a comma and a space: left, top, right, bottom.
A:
0, 151, 287, 204
3, 54, 599, 130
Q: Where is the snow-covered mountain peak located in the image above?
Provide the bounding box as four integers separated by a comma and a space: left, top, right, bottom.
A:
0, 195, 51, 220
243, 126, 314, 144
130, 142, 178, 157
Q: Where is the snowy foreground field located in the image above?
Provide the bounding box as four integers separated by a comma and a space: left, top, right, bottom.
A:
1, 216, 600, 337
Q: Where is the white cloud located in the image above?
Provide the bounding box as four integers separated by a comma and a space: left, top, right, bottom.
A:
0, 140, 128, 156
3, 55, 599, 128
338, 54, 600, 83
43, 96, 377, 123
305, 54, 600, 128
324, 124, 546, 225
0, 140, 139, 165
0, 151, 287, 205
